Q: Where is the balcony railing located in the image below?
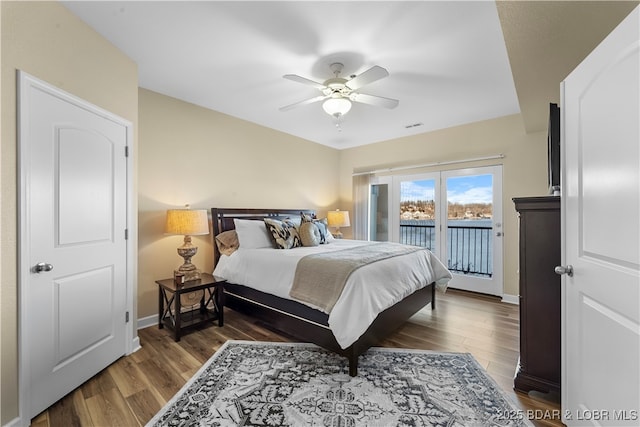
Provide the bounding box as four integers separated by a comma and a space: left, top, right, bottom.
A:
400, 220, 493, 277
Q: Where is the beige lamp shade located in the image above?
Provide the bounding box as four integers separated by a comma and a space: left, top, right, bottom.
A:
165, 208, 209, 283
327, 210, 351, 228
165, 209, 209, 236
327, 210, 350, 239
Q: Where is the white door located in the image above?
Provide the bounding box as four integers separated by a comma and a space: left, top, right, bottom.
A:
377, 166, 503, 296
561, 6, 639, 426
19, 72, 131, 419
441, 166, 503, 296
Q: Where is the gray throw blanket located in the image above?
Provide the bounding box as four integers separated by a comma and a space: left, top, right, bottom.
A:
289, 242, 424, 313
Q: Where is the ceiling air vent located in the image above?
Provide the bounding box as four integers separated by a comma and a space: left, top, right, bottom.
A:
404, 122, 423, 129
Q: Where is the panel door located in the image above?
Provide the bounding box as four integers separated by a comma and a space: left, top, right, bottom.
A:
561, 6, 639, 425
19, 72, 129, 418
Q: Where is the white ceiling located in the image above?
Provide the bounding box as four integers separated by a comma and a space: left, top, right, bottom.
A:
62, 1, 521, 149
62, 1, 637, 150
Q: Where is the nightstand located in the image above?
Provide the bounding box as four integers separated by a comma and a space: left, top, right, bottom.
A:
156, 273, 226, 341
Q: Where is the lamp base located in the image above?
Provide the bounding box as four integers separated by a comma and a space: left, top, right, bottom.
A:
176, 238, 202, 282
332, 228, 343, 239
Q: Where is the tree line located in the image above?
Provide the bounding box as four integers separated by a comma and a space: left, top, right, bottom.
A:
400, 200, 492, 219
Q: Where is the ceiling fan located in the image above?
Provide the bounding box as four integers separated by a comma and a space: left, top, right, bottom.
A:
280, 62, 399, 119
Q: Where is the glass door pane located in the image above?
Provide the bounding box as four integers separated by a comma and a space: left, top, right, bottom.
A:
400, 178, 437, 251
446, 174, 493, 277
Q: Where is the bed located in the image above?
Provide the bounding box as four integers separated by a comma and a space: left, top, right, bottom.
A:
211, 207, 452, 376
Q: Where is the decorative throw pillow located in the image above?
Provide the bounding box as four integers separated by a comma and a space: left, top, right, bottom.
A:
214, 230, 239, 256
315, 217, 331, 243
233, 219, 274, 249
299, 222, 320, 247
300, 212, 315, 223
300, 212, 330, 244
263, 218, 302, 249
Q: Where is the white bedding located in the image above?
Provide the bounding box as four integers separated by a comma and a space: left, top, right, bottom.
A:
213, 239, 452, 349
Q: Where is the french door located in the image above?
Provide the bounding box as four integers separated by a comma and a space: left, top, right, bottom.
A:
441, 167, 503, 295
370, 165, 503, 296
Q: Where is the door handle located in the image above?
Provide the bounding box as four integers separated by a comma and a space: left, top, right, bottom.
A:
555, 265, 573, 277
33, 262, 54, 273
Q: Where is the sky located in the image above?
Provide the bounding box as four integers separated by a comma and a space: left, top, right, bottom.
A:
400, 174, 493, 204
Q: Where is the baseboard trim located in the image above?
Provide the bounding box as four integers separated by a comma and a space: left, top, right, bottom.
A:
130, 336, 142, 353
4, 416, 22, 427
137, 314, 158, 330
501, 294, 520, 305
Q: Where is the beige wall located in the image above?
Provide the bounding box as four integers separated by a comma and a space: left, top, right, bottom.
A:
1, 1, 138, 423
337, 114, 549, 297
136, 95, 550, 316
137, 89, 341, 319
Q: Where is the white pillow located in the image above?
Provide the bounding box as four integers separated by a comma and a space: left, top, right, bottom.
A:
325, 229, 335, 242
233, 219, 274, 249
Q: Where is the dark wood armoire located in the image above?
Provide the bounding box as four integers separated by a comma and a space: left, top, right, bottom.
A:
513, 196, 561, 395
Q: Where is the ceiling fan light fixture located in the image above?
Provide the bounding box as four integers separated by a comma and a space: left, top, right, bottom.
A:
322, 97, 352, 118
281, 62, 397, 122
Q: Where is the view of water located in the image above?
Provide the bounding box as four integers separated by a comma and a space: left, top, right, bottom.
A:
400, 219, 493, 276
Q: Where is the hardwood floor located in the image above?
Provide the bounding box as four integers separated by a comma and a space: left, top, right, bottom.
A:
31, 289, 563, 427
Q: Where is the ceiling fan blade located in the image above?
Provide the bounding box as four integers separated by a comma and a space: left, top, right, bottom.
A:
351, 93, 399, 109
345, 65, 389, 90
279, 95, 328, 111
283, 74, 327, 90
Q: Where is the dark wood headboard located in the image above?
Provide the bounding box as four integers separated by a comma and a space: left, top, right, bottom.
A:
211, 208, 316, 265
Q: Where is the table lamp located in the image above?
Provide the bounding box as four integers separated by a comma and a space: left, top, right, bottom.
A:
327, 209, 350, 239
165, 206, 209, 281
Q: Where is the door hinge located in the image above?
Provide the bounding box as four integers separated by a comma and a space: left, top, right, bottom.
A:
124, 146, 129, 157
126, 311, 130, 323
125, 229, 128, 240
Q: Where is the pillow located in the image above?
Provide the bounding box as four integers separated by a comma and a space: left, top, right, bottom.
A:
214, 230, 239, 256
233, 219, 274, 249
325, 225, 335, 242
315, 217, 331, 243
300, 212, 315, 223
301, 212, 331, 244
299, 222, 320, 247
263, 218, 301, 249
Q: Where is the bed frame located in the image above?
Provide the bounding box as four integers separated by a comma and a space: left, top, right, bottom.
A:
211, 207, 436, 376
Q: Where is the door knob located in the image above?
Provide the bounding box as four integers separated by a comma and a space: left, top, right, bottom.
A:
34, 262, 54, 273
555, 265, 573, 277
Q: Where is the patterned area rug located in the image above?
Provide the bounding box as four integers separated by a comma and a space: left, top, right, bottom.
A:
147, 341, 532, 426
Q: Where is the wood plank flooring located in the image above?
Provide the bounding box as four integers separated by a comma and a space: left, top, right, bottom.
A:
31, 289, 563, 427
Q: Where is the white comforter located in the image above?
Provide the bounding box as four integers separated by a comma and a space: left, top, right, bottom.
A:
213, 239, 452, 349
